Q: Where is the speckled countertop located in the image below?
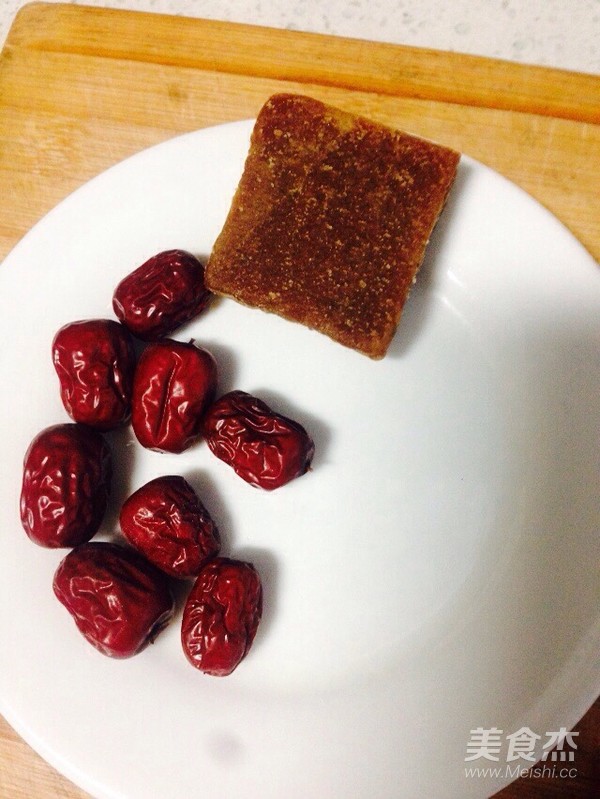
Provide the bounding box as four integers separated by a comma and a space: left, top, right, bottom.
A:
0, 0, 599, 74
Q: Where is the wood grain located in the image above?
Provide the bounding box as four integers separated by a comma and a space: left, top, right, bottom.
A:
0, 716, 90, 798
0, 4, 599, 264
0, 3, 597, 798
7, 2, 600, 124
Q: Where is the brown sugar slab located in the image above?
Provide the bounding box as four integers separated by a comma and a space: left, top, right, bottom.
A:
206, 94, 460, 359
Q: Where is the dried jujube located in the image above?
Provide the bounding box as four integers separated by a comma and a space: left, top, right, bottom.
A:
120, 475, 220, 578
181, 557, 262, 676
25, 237, 326, 676
53, 542, 175, 658
112, 249, 212, 340
20, 423, 112, 548
52, 318, 136, 430
131, 339, 217, 453
203, 390, 314, 490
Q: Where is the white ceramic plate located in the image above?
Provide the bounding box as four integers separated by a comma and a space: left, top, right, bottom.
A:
0, 120, 598, 799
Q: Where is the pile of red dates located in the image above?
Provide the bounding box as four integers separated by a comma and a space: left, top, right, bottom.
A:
20, 250, 314, 675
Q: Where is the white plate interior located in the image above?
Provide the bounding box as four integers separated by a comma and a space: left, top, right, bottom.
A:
0, 120, 598, 799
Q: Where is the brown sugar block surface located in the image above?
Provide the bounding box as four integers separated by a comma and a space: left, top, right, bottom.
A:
206, 94, 460, 359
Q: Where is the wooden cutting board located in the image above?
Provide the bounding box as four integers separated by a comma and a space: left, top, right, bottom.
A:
0, 4, 598, 798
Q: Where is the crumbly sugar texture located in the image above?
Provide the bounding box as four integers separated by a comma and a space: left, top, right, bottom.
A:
206, 94, 460, 359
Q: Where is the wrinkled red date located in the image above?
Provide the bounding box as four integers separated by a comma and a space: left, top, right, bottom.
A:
181, 557, 262, 676
112, 250, 212, 341
53, 542, 175, 658
120, 475, 220, 578
52, 319, 136, 430
203, 390, 314, 490
20, 423, 112, 548
131, 339, 217, 453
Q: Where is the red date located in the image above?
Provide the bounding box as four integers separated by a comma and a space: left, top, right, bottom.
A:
120, 475, 220, 578
203, 390, 314, 490
20, 423, 112, 548
131, 339, 217, 453
53, 542, 175, 658
181, 557, 262, 676
112, 249, 212, 341
52, 319, 136, 430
